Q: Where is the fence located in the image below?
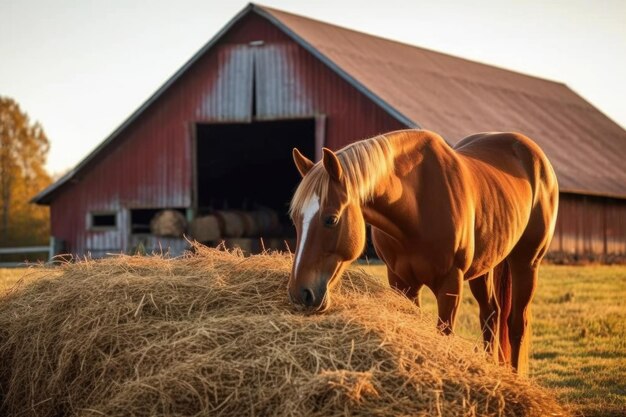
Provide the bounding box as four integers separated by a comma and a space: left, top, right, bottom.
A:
0, 239, 57, 267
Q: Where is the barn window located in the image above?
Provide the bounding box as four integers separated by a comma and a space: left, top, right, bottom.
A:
90, 211, 118, 230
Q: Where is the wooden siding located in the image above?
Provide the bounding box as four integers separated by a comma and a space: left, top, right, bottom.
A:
205, 44, 254, 121
550, 194, 626, 256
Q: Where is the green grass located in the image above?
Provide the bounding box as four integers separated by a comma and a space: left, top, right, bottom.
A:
529, 266, 626, 417
2, 263, 625, 416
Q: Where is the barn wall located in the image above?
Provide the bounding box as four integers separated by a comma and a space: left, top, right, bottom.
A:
549, 193, 626, 257
49, 13, 405, 256
223, 13, 407, 150
49, 37, 222, 254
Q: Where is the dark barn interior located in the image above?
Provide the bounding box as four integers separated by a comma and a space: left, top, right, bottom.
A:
195, 119, 315, 232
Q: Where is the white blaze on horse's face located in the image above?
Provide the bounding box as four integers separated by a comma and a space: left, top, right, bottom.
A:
294, 194, 319, 276
289, 147, 367, 312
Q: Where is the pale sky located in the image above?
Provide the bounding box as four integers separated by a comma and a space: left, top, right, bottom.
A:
1, 0, 624, 175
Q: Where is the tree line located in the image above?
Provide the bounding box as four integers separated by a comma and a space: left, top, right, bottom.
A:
0, 96, 51, 249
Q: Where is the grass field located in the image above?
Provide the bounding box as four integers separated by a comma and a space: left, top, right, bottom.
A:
355, 262, 626, 417
1, 262, 625, 416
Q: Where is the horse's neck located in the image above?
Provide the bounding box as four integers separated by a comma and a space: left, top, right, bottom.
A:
362, 130, 461, 241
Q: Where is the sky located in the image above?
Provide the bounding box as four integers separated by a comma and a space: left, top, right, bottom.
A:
1, 0, 625, 175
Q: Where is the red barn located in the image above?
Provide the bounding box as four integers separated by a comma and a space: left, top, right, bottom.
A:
34, 4, 626, 259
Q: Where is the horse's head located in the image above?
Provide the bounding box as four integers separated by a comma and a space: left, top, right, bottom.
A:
288, 147, 367, 312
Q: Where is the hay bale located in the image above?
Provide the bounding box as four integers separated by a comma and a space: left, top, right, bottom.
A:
0, 245, 568, 417
189, 215, 221, 242
215, 210, 245, 238
150, 210, 187, 237
238, 211, 259, 237
252, 208, 281, 235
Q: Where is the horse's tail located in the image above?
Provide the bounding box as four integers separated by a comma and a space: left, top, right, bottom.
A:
494, 261, 512, 364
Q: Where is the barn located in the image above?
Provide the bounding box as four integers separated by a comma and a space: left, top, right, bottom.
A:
33, 3, 626, 260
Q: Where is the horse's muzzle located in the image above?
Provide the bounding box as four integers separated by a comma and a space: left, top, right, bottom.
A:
288, 278, 329, 312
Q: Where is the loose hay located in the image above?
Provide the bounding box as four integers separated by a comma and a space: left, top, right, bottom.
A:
0, 245, 568, 417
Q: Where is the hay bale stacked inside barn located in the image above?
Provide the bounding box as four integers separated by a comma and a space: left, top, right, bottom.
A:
0, 245, 568, 417
150, 209, 188, 237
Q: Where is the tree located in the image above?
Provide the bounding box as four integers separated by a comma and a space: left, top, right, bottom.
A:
0, 96, 51, 247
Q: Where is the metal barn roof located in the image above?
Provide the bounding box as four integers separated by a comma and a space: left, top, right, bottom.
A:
260, 5, 626, 198
34, 3, 626, 203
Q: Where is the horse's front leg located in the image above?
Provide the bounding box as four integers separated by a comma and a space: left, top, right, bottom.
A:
469, 271, 500, 362
434, 268, 463, 335
387, 267, 423, 308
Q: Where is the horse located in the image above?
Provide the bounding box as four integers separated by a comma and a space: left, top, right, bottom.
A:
287, 129, 558, 375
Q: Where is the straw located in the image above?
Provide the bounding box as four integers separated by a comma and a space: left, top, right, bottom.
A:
0, 243, 568, 417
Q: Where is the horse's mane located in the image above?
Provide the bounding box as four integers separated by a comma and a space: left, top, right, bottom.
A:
289, 135, 395, 217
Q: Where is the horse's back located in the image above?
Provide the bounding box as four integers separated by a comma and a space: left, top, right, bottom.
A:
455, 132, 557, 200
454, 132, 559, 273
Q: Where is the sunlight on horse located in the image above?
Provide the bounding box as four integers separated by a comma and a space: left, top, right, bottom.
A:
288, 129, 559, 376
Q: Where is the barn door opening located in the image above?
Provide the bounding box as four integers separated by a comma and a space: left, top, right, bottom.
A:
194, 118, 317, 245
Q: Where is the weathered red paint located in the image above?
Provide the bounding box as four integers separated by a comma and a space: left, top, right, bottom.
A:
550, 194, 626, 257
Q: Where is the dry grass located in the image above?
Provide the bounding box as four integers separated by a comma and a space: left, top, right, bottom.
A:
0, 245, 566, 417
357, 262, 626, 417
0, 267, 54, 292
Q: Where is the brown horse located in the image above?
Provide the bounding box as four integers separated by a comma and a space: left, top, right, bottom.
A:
288, 129, 558, 375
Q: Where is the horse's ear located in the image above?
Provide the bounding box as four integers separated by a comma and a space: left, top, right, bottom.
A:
293, 148, 314, 177
322, 147, 343, 182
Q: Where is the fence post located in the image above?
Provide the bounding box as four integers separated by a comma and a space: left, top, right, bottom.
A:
48, 236, 55, 262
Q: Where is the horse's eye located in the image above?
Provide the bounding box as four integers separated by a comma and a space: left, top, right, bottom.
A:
324, 215, 339, 228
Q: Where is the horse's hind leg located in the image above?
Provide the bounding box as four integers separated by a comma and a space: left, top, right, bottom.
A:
506, 258, 538, 376
507, 195, 555, 375
469, 271, 500, 362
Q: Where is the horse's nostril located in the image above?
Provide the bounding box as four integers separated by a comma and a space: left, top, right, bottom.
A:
302, 288, 315, 306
